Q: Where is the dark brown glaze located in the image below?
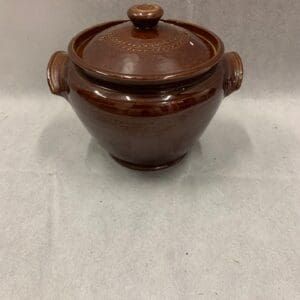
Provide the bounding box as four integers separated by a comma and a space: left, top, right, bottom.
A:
81, 22, 214, 80
47, 51, 69, 97
127, 4, 164, 29
59, 61, 223, 169
68, 20, 224, 85
223, 52, 244, 96
47, 4, 244, 170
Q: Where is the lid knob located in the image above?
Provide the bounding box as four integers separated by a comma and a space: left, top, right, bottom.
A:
127, 4, 164, 29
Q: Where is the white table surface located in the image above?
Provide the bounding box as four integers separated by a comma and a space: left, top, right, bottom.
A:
0, 93, 299, 299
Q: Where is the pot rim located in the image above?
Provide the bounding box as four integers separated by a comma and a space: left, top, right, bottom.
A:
67, 19, 225, 86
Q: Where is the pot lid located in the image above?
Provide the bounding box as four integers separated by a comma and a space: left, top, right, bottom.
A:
69, 4, 224, 85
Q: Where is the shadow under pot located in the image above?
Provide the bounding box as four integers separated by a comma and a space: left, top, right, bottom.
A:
47, 4, 243, 171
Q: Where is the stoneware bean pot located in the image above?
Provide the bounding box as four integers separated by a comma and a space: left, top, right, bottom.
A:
47, 4, 244, 170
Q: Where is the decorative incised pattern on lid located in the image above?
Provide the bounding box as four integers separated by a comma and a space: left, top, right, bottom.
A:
98, 29, 190, 53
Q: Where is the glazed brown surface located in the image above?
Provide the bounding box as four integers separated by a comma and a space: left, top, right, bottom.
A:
68, 19, 224, 85
82, 22, 214, 79
47, 4, 244, 170
127, 4, 164, 29
64, 62, 224, 168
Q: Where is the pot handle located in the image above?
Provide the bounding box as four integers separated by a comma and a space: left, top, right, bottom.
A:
223, 52, 244, 97
47, 51, 69, 97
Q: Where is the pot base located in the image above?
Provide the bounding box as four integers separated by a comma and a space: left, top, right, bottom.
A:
111, 154, 187, 171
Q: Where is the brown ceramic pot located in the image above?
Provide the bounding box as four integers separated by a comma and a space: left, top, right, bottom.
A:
47, 4, 243, 170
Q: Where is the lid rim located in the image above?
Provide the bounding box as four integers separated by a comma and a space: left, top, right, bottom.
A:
68, 20, 224, 85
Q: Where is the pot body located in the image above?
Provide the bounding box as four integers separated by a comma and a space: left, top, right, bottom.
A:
47, 51, 243, 170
